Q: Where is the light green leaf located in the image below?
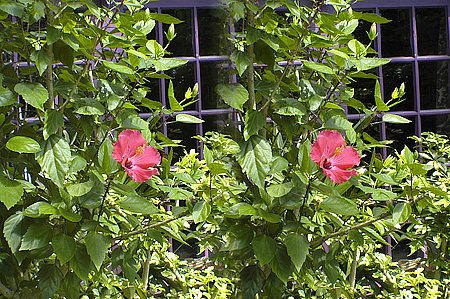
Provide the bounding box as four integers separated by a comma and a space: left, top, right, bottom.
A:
285, 233, 309, 272
6, 136, 41, 154
52, 234, 76, 264
168, 80, 183, 111
146, 58, 188, 72
244, 109, 265, 141
374, 80, 389, 111
148, 13, 182, 24
20, 223, 52, 250
258, 208, 282, 223
3, 212, 24, 254
66, 181, 94, 197
382, 113, 411, 124
320, 196, 359, 216
36, 135, 71, 188
239, 135, 272, 188
0, 175, 23, 210
59, 208, 82, 222
14, 82, 48, 111
75, 98, 106, 115
193, 201, 211, 224
302, 60, 334, 75
103, 60, 134, 75
0, 86, 15, 107
393, 202, 411, 225
175, 113, 203, 123
215, 83, 249, 112
85, 232, 109, 271
269, 156, 289, 174
119, 195, 160, 214
266, 182, 294, 198
0, 0, 24, 18
98, 141, 118, 173
43, 109, 64, 140
252, 234, 277, 265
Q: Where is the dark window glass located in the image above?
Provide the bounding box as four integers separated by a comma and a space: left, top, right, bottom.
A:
202, 113, 233, 135
416, 7, 448, 56
421, 114, 450, 137
140, 77, 160, 114
352, 10, 375, 49
165, 62, 196, 111
166, 120, 198, 162
380, 9, 412, 57
200, 61, 231, 110
383, 62, 415, 111
198, 8, 228, 56
347, 69, 378, 114
162, 9, 194, 57
419, 61, 449, 110
386, 116, 416, 154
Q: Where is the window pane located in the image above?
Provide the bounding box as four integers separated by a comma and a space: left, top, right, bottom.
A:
165, 62, 196, 111
419, 61, 449, 110
421, 114, 450, 137
380, 9, 412, 57
166, 120, 198, 162
202, 113, 234, 135
162, 9, 193, 57
383, 62, 415, 111
416, 7, 448, 56
200, 61, 231, 110
352, 10, 375, 50
198, 8, 228, 56
385, 116, 415, 154
347, 70, 377, 114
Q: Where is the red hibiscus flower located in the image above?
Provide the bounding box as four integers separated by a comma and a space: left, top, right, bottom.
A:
310, 130, 360, 184
112, 129, 161, 183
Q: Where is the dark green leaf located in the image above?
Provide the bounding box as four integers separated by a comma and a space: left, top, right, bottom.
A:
215, 83, 249, 112
36, 135, 71, 187
285, 233, 309, 272
47, 26, 62, 44
193, 201, 211, 224
240, 265, 266, 299
119, 195, 160, 214
62, 272, 81, 299
43, 109, 64, 140
252, 234, 277, 265
239, 135, 272, 188
270, 245, 293, 284
122, 257, 138, 281
14, 82, 48, 111
0, 175, 23, 209
31, 50, 50, 76
360, 12, 391, 24
52, 234, 76, 265
263, 272, 284, 299
70, 244, 92, 281
244, 109, 265, 141
20, 223, 52, 250
59, 208, 82, 222
38, 264, 63, 299
98, 141, 118, 173
230, 50, 250, 76
302, 60, 334, 74
6, 136, 41, 154
85, 232, 109, 271
0, 0, 24, 18
75, 98, 106, 115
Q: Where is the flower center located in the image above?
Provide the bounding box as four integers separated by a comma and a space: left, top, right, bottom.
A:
323, 159, 332, 169
123, 142, 148, 168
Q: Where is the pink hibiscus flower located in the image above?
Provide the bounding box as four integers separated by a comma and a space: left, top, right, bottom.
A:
310, 130, 360, 184
112, 129, 161, 183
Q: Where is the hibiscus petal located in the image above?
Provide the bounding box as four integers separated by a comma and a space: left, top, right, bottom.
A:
125, 165, 159, 183
323, 167, 358, 184
331, 147, 360, 169
112, 130, 147, 163
131, 146, 161, 168
311, 130, 346, 163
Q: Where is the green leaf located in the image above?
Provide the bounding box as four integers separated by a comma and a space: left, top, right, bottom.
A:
374, 80, 389, 111
258, 208, 282, 223
244, 109, 265, 141
6, 136, 41, 154
168, 80, 183, 111
239, 135, 272, 188
31, 50, 50, 76
14, 82, 49, 111
148, 13, 183, 24
98, 141, 118, 174
44, 109, 64, 140
371, 173, 397, 185
285, 233, 309, 272
0, 86, 15, 106
70, 244, 92, 281
360, 12, 391, 24
75, 98, 106, 115
266, 182, 294, 198
47, 26, 62, 44
230, 50, 250, 76
320, 196, 359, 216
382, 113, 411, 124
215, 83, 249, 112
350, 57, 390, 71
119, 195, 160, 214
20, 223, 52, 250
252, 235, 277, 265
66, 181, 94, 197
270, 245, 292, 284
240, 265, 266, 299
0, 0, 24, 18
38, 264, 63, 299
103, 60, 134, 75
0, 175, 23, 209
269, 156, 289, 174
392, 202, 411, 225
62, 272, 81, 299
175, 113, 203, 123
263, 273, 284, 299
36, 135, 71, 188
59, 208, 82, 222
146, 58, 188, 72
85, 232, 109, 271
193, 201, 211, 224
302, 60, 334, 75
3, 212, 24, 254
52, 234, 76, 265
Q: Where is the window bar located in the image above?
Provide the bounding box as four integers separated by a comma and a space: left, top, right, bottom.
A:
376, 7, 388, 159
